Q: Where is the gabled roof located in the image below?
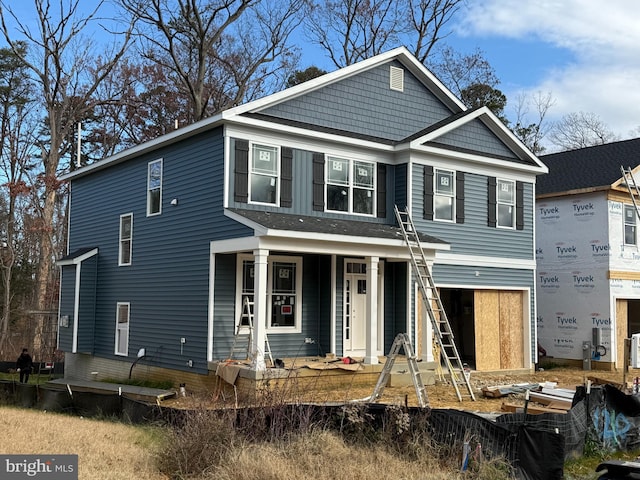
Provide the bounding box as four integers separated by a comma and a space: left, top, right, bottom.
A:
57, 247, 98, 265
538, 138, 640, 196
61, 47, 545, 181
401, 106, 547, 172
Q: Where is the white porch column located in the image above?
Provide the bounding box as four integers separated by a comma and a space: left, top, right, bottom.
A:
364, 256, 379, 365
420, 260, 435, 362
251, 248, 269, 370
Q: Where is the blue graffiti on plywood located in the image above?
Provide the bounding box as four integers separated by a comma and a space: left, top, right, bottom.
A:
592, 406, 633, 450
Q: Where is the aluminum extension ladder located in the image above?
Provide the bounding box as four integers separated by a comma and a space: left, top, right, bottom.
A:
228, 297, 274, 366
370, 333, 429, 407
621, 166, 640, 220
394, 205, 475, 402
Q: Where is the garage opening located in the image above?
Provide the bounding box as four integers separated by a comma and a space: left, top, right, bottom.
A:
439, 288, 476, 367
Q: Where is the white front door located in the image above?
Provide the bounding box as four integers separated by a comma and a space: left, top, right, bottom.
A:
344, 261, 367, 354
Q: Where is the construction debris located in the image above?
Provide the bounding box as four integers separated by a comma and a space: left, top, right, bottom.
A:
482, 380, 577, 415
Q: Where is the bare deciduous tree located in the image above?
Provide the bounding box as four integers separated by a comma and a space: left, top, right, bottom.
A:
120, 0, 304, 123
0, 0, 134, 357
305, 0, 464, 68
511, 91, 555, 155
548, 111, 619, 151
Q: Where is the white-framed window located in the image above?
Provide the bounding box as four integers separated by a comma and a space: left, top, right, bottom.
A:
326, 156, 375, 215
115, 302, 130, 356
236, 254, 303, 333
147, 159, 162, 216
625, 205, 637, 245
119, 213, 133, 266
434, 169, 454, 221
250, 143, 279, 205
497, 179, 515, 228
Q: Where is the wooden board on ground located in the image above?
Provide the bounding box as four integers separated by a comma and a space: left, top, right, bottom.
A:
528, 391, 572, 410
501, 402, 568, 415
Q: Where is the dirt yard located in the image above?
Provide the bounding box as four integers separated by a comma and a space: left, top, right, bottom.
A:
165, 365, 635, 413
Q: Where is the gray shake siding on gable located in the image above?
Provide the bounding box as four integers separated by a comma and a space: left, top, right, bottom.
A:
433, 120, 519, 160
67, 127, 250, 374
258, 61, 453, 142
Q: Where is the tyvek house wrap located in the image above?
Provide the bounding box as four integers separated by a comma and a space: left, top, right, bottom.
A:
535, 191, 640, 362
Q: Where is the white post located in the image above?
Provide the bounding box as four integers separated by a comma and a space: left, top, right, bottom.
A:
251, 249, 269, 370
364, 256, 379, 365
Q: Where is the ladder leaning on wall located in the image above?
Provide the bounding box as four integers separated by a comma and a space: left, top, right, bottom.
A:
621, 166, 640, 220
394, 204, 475, 402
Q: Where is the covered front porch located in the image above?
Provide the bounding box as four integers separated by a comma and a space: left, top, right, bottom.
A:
209, 209, 449, 374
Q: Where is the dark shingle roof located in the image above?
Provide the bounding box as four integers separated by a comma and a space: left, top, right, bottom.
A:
227, 209, 447, 245
538, 138, 640, 195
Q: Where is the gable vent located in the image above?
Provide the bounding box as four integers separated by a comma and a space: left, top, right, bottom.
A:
390, 66, 404, 92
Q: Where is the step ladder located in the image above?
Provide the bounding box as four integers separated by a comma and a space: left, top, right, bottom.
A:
621, 166, 640, 220
394, 205, 475, 402
228, 297, 274, 366
370, 333, 429, 407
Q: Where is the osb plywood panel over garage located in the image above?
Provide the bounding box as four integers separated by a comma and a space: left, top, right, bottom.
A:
616, 299, 628, 369
474, 290, 524, 371
499, 291, 524, 369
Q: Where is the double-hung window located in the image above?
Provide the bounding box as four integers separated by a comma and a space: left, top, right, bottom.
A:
237, 255, 302, 333
434, 169, 455, 221
625, 205, 637, 245
326, 157, 375, 215
115, 303, 130, 356
147, 159, 162, 216
250, 144, 279, 205
497, 179, 515, 228
119, 213, 133, 266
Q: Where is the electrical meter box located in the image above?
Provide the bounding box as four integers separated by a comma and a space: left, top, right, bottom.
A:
631, 333, 640, 368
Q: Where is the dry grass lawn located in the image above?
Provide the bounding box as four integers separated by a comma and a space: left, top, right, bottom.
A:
0, 406, 168, 479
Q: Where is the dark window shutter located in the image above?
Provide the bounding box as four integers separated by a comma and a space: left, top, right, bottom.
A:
234, 140, 249, 203
456, 172, 465, 224
376, 163, 387, 218
312, 152, 325, 211
423, 165, 434, 220
280, 147, 293, 208
487, 176, 497, 227
516, 181, 524, 230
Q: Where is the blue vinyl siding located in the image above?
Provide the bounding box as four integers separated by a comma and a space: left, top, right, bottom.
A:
58, 266, 76, 352
258, 61, 453, 142
229, 138, 393, 224
213, 254, 334, 361
212, 253, 237, 360
394, 164, 408, 210
76, 256, 97, 354
67, 127, 247, 374
412, 166, 534, 259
